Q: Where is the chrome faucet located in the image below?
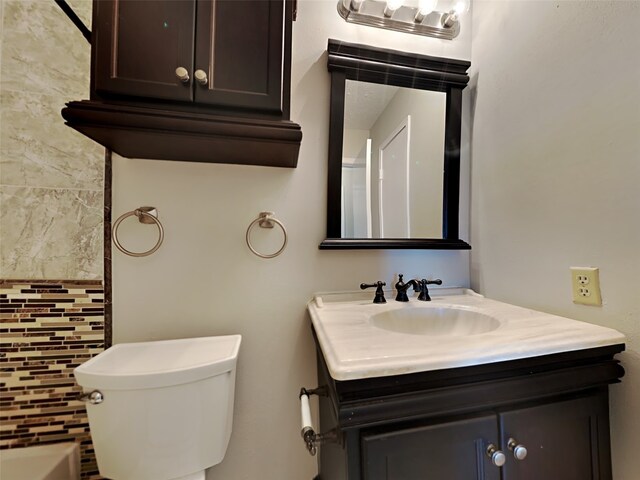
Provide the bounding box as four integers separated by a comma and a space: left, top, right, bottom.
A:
394, 274, 419, 302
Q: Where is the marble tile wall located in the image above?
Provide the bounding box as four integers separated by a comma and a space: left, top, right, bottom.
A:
0, 0, 103, 280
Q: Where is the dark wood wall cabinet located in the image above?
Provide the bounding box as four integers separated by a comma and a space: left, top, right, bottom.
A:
62, 0, 302, 167
312, 332, 625, 480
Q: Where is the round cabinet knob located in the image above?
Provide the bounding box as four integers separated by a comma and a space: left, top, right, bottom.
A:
486, 444, 506, 467
508, 438, 528, 460
175, 66, 190, 83
194, 69, 208, 86
491, 450, 507, 467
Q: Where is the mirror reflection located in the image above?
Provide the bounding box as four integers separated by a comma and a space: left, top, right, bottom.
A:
341, 80, 446, 239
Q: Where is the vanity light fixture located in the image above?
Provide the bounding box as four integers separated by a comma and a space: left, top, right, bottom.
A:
337, 0, 469, 40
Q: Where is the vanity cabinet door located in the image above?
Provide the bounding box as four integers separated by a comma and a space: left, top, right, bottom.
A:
500, 393, 612, 480
361, 415, 501, 480
93, 0, 196, 101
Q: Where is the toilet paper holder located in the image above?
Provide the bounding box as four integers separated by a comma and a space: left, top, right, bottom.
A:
299, 387, 339, 456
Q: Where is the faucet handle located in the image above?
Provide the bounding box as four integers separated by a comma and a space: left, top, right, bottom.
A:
416, 278, 443, 301
360, 281, 387, 304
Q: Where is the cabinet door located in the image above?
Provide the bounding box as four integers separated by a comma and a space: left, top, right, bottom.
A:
500, 393, 612, 480
93, 0, 195, 101
194, 0, 286, 114
362, 415, 501, 480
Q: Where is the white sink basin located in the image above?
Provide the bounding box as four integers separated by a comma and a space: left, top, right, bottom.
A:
308, 288, 625, 381
370, 306, 501, 336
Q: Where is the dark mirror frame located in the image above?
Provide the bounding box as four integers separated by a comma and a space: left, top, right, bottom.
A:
319, 39, 471, 250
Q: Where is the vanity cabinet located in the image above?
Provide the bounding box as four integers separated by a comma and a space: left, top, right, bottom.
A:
312, 335, 624, 480
62, 0, 302, 167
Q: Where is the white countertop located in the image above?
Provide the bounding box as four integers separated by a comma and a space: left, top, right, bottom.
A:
308, 288, 626, 381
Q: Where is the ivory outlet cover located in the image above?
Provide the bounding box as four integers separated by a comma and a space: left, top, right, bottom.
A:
570, 267, 602, 306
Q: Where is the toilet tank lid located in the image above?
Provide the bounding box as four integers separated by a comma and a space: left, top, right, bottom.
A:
74, 335, 241, 390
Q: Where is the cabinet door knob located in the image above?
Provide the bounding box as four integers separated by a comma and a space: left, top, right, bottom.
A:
175, 67, 190, 83
508, 438, 528, 460
486, 444, 506, 467
194, 69, 208, 86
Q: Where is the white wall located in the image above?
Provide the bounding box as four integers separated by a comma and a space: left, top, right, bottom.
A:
469, 2, 640, 478
112, 1, 472, 479
342, 128, 370, 160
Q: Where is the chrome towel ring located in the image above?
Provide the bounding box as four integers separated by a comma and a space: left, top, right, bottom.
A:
246, 211, 288, 259
112, 206, 164, 257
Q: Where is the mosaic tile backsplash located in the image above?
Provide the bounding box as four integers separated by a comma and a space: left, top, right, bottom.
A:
0, 280, 105, 478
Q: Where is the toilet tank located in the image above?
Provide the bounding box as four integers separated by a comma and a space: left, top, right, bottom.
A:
74, 335, 241, 480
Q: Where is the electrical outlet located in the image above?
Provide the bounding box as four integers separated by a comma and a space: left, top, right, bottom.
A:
570, 267, 602, 306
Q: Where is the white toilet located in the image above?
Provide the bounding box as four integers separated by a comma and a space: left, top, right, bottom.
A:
74, 335, 241, 480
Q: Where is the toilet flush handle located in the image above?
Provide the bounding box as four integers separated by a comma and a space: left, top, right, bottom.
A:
78, 390, 104, 405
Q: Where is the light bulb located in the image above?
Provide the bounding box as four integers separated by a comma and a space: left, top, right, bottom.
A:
452, 0, 470, 15
418, 0, 437, 14
441, 0, 468, 27
384, 0, 403, 16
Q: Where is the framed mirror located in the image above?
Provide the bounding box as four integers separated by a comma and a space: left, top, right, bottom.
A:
320, 39, 471, 249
